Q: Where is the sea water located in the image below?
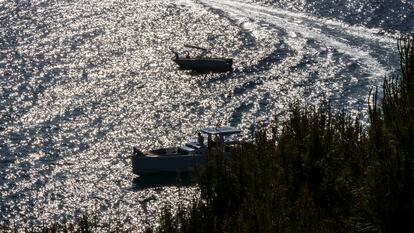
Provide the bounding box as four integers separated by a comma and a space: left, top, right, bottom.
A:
0, 0, 410, 230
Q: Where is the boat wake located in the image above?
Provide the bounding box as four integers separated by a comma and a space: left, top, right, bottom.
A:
183, 0, 399, 122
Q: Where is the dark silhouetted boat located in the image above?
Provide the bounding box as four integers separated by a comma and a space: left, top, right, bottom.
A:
172, 45, 233, 72
131, 126, 241, 175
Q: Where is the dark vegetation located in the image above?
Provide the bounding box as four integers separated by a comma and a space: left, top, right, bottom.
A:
1, 36, 413, 233
151, 35, 414, 233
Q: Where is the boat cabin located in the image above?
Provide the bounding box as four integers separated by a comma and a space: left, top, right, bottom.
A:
199, 126, 241, 150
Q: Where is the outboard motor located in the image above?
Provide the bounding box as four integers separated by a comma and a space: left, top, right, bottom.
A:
171, 50, 179, 60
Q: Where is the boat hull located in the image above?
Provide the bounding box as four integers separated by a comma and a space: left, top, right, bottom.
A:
132, 154, 205, 175
173, 58, 233, 71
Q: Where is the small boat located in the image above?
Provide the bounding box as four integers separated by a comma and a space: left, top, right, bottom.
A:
172, 45, 233, 72
131, 126, 241, 175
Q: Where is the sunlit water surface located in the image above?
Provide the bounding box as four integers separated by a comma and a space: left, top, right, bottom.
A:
0, 0, 409, 230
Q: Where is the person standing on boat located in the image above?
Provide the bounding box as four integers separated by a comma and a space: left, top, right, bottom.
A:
197, 132, 204, 147
214, 134, 220, 147
219, 134, 224, 147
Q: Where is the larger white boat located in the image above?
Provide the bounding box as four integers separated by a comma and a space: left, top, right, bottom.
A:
131, 126, 241, 175
172, 45, 233, 72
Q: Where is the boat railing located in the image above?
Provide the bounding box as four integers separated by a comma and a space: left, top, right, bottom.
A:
184, 44, 208, 51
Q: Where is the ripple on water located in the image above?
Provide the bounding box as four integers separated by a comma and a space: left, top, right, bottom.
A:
0, 0, 402, 230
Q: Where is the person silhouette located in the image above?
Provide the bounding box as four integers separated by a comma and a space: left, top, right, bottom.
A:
197, 132, 204, 146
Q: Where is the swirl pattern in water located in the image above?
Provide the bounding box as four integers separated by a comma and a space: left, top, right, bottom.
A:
0, 0, 407, 230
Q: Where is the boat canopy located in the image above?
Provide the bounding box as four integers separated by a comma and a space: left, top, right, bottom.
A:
184, 44, 208, 51
200, 126, 241, 136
